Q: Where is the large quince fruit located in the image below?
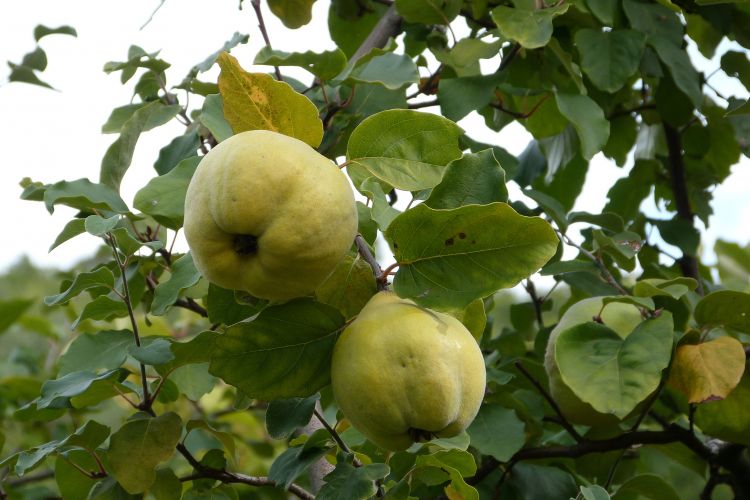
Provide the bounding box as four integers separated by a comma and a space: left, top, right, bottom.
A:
544, 297, 644, 426
331, 292, 486, 451
183, 130, 358, 301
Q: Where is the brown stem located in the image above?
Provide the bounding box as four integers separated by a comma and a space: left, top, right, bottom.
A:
176, 443, 313, 499
662, 123, 704, 295
107, 234, 151, 407
557, 231, 630, 296
355, 235, 388, 291
523, 280, 544, 329
351, 6, 403, 63
514, 361, 583, 443
250, 0, 283, 81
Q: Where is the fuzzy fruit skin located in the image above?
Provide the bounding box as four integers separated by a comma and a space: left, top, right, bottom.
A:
183, 130, 358, 301
544, 297, 644, 426
331, 292, 486, 451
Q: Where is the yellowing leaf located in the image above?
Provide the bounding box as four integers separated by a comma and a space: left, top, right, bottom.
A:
668, 336, 746, 403
217, 52, 323, 148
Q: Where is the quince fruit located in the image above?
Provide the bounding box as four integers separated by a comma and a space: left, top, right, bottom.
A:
183, 130, 358, 301
544, 297, 644, 426
331, 292, 486, 451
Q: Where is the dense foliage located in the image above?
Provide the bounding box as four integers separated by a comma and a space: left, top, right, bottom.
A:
2, 0, 750, 498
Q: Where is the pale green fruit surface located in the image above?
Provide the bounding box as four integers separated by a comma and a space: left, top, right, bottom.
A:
544, 297, 643, 426
183, 130, 358, 301
331, 292, 486, 451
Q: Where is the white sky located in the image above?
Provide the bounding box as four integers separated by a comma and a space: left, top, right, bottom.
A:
1, 1, 748, 275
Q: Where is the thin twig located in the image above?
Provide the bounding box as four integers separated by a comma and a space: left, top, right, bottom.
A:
514, 361, 584, 443
176, 443, 313, 499
557, 231, 630, 296
355, 235, 389, 291
314, 409, 362, 466
523, 280, 544, 329
250, 0, 283, 81
107, 233, 151, 407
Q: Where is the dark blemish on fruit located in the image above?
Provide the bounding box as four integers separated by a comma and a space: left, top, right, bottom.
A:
445, 238, 454, 246
459, 232, 466, 239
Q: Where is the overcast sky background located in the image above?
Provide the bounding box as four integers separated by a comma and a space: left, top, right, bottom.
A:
1, 1, 748, 275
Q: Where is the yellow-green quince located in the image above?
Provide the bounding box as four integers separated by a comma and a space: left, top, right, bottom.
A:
183, 130, 357, 301
331, 292, 486, 451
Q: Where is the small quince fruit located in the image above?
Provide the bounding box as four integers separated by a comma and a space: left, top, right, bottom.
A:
331, 292, 486, 451
183, 130, 358, 301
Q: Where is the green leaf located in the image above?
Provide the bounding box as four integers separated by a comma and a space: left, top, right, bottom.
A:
158, 331, 218, 376
415, 450, 478, 500
89, 477, 140, 499
58, 330, 133, 375
339, 50, 419, 90
7, 62, 53, 89
85, 214, 120, 236
34, 24, 77, 41
395, 0, 461, 24
668, 337, 746, 404
575, 29, 646, 93
171, 363, 217, 401
151, 253, 201, 316
266, 394, 321, 439
653, 217, 700, 256
20, 47, 47, 71
72, 296, 129, 329
149, 468, 182, 500
268, 0, 315, 28
55, 450, 99, 500
581, 485, 611, 500
438, 74, 503, 121
255, 47, 347, 81
128, 338, 175, 366
425, 150, 508, 209
649, 36, 702, 108
107, 412, 182, 494
315, 255, 377, 319
45, 267, 115, 306
37, 178, 129, 214
184, 31, 250, 76
101, 101, 178, 192
199, 95, 233, 142
186, 420, 237, 465
556, 313, 674, 418
268, 443, 331, 489
359, 178, 401, 230
586, 0, 617, 24
49, 218, 87, 251
491, 4, 570, 49
622, 0, 683, 45
134, 156, 201, 230
154, 132, 201, 175
38, 370, 122, 409
507, 463, 578, 500
206, 285, 266, 326
386, 203, 558, 309
695, 290, 750, 332
217, 52, 323, 148
209, 299, 345, 400
633, 277, 696, 300
727, 99, 750, 116
695, 369, 750, 446
318, 461, 390, 500
612, 473, 680, 500
346, 109, 463, 191
467, 405, 525, 461
602, 296, 655, 310
101, 103, 180, 134
0, 298, 33, 335
555, 93, 610, 160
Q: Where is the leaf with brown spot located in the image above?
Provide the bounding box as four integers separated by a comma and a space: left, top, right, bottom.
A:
217, 52, 323, 148
667, 336, 746, 404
